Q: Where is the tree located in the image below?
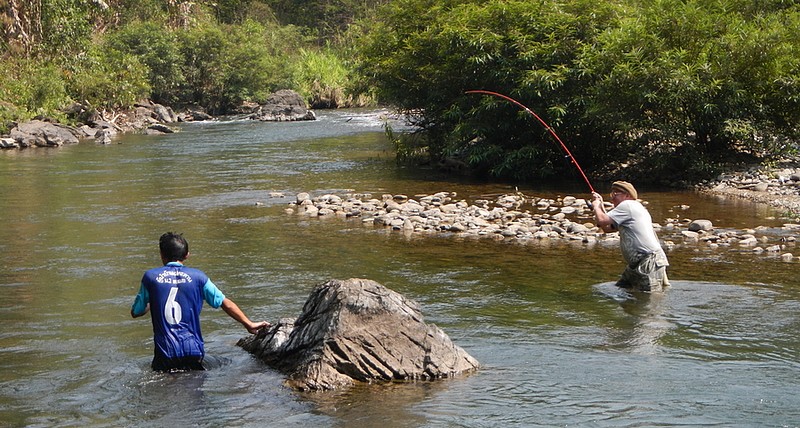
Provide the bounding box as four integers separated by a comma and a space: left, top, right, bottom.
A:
359, 0, 800, 184
359, 0, 621, 180
105, 21, 184, 104
0, 0, 41, 56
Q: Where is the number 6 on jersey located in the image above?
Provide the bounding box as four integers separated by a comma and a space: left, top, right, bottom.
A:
164, 287, 182, 324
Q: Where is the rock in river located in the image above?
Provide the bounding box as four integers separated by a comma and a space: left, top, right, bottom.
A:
237, 278, 479, 391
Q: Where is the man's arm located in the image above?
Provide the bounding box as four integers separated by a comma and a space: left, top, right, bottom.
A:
591, 192, 617, 233
220, 298, 270, 334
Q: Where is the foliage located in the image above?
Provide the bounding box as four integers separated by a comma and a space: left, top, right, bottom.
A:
0, 57, 70, 131
359, 0, 621, 180
0, 0, 372, 129
261, 0, 390, 41
3, 0, 798, 189
64, 43, 151, 110
39, 0, 96, 56
107, 0, 171, 23
579, 0, 800, 164
176, 18, 301, 112
104, 21, 184, 104
360, 0, 800, 184
290, 47, 351, 107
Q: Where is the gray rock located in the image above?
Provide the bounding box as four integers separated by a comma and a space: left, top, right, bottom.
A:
146, 123, 175, 134
10, 120, 80, 147
185, 109, 213, 121
237, 278, 479, 391
688, 219, 714, 232
95, 128, 114, 144
249, 89, 316, 122
0, 137, 19, 149
152, 104, 177, 123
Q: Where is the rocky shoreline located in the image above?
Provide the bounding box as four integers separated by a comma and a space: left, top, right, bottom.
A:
282, 190, 799, 263
0, 89, 314, 149
696, 160, 800, 216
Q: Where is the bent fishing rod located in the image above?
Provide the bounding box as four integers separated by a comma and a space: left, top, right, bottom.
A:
465, 90, 596, 195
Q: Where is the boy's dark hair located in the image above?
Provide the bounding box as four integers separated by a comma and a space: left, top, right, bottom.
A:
159, 232, 189, 261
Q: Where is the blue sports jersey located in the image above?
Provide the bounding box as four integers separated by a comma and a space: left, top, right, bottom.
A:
131, 262, 225, 360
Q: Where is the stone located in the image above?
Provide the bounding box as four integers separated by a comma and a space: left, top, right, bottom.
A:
95, 128, 113, 144
10, 120, 80, 147
688, 219, 714, 232
237, 278, 479, 391
146, 123, 174, 134
0, 137, 19, 149
738, 235, 758, 246
249, 89, 316, 122
285, 190, 797, 267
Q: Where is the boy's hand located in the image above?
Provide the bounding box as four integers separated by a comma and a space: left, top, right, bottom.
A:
247, 321, 271, 334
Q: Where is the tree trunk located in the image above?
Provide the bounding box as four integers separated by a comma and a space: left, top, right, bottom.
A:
2, 0, 41, 56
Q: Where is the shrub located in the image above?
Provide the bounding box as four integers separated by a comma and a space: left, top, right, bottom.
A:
65, 44, 151, 110
105, 21, 185, 104
291, 47, 351, 107
0, 58, 70, 131
359, 0, 800, 184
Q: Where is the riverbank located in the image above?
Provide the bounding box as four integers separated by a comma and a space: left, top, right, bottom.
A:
696, 159, 800, 217
284, 190, 799, 263
0, 90, 314, 149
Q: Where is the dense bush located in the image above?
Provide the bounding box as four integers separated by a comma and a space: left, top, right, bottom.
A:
360, 0, 800, 184
64, 44, 151, 110
0, 0, 371, 131
291, 47, 351, 107
0, 58, 70, 128
104, 21, 185, 105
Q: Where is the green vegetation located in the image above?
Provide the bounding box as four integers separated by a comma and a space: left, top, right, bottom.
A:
358, 0, 800, 184
0, 0, 371, 131
2, 0, 799, 186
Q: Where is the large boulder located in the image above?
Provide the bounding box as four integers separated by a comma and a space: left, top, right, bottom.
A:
9, 120, 81, 147
249, 89, 316, 121
237, 278, 479, 391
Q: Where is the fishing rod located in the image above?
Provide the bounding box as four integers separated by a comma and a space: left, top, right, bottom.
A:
465, 90, 595, 194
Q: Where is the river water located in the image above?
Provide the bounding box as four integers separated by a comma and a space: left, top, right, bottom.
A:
1, 109, 799, 427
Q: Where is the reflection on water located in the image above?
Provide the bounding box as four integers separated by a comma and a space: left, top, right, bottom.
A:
595, 281, 800, 365
0, 110, 799, 427
595, 282, 675, 355
302, 382, 443, 428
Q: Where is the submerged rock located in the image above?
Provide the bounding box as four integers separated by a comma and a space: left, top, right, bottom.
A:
237, 278, 479, 391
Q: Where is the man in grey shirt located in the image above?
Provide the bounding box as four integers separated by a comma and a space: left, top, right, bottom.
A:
591, 181, 670, 292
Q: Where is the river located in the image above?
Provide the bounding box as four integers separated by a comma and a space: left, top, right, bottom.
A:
1, 109, 798, 427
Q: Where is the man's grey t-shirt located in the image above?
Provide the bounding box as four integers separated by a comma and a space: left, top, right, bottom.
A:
607, 199, 668, 266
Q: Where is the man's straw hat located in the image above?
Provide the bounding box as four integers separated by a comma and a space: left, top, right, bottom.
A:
611, 181, 638, 200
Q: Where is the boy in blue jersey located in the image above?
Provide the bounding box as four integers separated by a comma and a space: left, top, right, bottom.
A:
131, 232, 269, 372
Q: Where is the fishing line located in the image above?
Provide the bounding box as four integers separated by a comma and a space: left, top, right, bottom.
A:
465, 90, 595, 194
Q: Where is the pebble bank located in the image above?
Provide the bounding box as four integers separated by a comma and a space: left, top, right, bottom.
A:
276, 191, 798, 263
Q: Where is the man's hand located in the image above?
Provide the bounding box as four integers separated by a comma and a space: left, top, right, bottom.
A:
591, 192, 604, 209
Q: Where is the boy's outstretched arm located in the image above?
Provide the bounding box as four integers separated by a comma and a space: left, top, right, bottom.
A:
220, 298, 270, 334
